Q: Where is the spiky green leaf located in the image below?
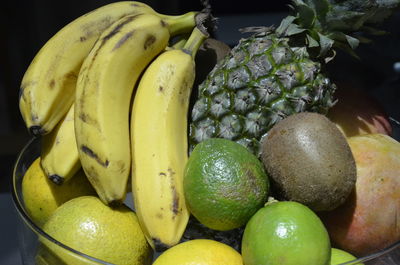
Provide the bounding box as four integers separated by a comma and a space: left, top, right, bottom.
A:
345, 34, 360, 50
296, 2, 316, 29
306, 34, 319, 47
276, 16, 306, 36
328, 31, 361, 50
276, 16, 296, 36
334, 41, 360, 60
304, 0, 330, 18
318, 33, 334, 57
356, 35, 372, 44
360, 26, 388, 36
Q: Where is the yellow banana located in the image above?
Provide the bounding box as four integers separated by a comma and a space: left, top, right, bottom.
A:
75, 12, 198, 205
130, 26, 208, 250
40, 103, 80, 185
19, 1, 159, 136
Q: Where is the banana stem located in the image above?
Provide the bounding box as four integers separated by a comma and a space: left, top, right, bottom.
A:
182, 27, 208, 58
171, 34, 190, 49
164, 11, 198, 36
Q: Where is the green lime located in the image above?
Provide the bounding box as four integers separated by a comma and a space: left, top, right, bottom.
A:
242, 201, 331, 265
184, 138, 269, 231
330, 248, 363, 265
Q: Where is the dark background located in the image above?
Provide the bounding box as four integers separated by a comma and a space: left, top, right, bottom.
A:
0, 0, 291, 184
0, 1, 399, 264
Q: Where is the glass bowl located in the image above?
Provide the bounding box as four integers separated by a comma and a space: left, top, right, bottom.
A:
12, 123, 400, 265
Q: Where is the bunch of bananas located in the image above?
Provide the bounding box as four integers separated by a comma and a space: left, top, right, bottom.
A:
19, 1, 209, 250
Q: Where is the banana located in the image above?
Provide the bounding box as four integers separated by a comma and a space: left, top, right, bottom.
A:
40, 103, 80, 185
19, 1, 160, 136
75, 12, 198, 205
130, 26, 208, 250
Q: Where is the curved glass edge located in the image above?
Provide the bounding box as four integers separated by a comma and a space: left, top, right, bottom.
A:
11, 137, 114, 265
340, 240, 400, 264
11, 118, 400, 265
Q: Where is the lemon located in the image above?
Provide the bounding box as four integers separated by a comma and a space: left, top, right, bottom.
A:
184, 138, 269, 231
40, 196, 153, 265
330, 248, 363, 265
153, 239, 243, 265
242, 201, 331, 265
22, 157, 96, 227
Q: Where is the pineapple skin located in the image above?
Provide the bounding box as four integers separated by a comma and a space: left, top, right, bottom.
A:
189, 31, 337, 156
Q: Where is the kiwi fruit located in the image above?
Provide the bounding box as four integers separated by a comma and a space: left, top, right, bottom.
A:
261, 112, 357, 212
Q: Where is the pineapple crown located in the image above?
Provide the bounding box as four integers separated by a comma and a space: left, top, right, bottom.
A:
276, 0, 400, 59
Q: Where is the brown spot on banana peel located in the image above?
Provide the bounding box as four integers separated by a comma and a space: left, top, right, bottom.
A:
86, 14, 143, 71
80, 145, 109, 167
156, 212, 163, 219
144, 34, 156, 50
49, 79, 55, 89
78, 113, 101, 131
112, 30, 135, 51
167, 168, 180, 217
171, 185, 180, 217
160, 20, 167, 28
103, 14, 141, 42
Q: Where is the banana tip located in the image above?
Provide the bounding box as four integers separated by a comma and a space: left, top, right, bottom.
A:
29, 125, 46, 137
49, 174, 64, 185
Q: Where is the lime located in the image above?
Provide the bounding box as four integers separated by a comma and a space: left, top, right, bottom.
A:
242, 201, 331, 265
330, 248, 363, 265
153, 239, 243, 265
41, 196, 153, 265
22, 157, 96, 227
184, 138, 269, 231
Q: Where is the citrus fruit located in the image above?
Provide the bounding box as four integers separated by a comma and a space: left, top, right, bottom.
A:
242, 200, 331, 265
22, 157, 96, 227
40, 196, 153, 265
184, 138, 269, 231
330, 248, 363, 265
153, 239, 243, 265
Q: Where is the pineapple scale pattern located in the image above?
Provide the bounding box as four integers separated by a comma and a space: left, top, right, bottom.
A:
189, 32, 336, 155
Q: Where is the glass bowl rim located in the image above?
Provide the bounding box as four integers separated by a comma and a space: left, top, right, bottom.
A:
11, 129, 400, 265
11, 137, 113, 265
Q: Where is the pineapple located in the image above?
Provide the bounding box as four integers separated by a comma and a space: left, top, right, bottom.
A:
189, 0, 400, 156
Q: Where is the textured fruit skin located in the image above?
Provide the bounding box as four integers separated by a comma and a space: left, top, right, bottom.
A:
18, 1, 158, 136
74, 12, 197, 205
184, 138, 269, 231
41, 196, 153, 265
22, 157, 96, 227
319, 134, 400, 257
130, 27, 206, 250
189, 31, 336, 156
242, 201, 331, 265
261, 112, 357, 211
153, 239, 243, 265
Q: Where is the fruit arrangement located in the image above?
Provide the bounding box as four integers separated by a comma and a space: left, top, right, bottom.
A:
16, 0, 400, 265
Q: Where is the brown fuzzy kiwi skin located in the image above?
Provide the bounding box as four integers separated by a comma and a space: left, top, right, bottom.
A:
261, 112, 357, 212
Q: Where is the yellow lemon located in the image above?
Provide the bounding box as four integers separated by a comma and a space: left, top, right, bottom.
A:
153, 239, 243, 265
22, 157, 96, 227
40, 196, 153, 265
